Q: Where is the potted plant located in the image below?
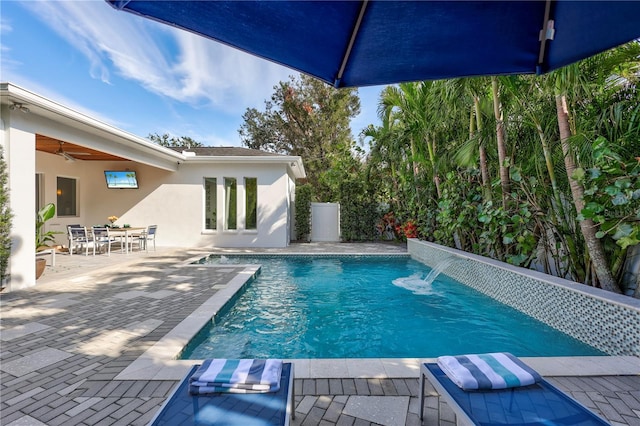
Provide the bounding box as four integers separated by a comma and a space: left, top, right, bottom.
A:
35, 203, 58, 279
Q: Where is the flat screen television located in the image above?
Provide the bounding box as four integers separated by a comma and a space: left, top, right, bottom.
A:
104, 170, 139, 189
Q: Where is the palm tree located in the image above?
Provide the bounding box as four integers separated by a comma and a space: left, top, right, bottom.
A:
491, 77, 511, 210
443, 77, 492, 199
362, 115, 405, 212
501, 74, 585, 279
551, 63, 621, 293
378, 82, 445, 198
126, 172, 136, 186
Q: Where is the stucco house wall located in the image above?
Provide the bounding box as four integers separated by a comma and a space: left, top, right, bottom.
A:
1, 108, 37, 290
38, 157, 295, 249
1, 83, 305, 291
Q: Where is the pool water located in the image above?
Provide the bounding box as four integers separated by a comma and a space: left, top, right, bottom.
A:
181, 256, 605, 359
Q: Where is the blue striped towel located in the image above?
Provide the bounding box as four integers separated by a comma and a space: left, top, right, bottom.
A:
189, 359, 283, 394
437, 352, 541, 390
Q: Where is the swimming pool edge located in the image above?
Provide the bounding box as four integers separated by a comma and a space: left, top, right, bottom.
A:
115, 254, 640, 382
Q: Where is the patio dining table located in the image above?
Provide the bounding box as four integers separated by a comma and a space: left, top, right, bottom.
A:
109, 227, 146, 254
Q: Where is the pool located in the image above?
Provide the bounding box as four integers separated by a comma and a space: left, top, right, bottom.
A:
181, 255, 605, 359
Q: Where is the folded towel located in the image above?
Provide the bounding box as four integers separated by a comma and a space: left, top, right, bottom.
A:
189, 359, 282, 394
437, 352, 541, 390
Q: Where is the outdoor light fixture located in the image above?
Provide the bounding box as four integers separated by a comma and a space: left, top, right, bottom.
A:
9, 102, 30, 113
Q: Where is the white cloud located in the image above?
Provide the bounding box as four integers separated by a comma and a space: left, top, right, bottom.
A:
0, 15, 20, 73
3, 74, 130, 129
21, 0, 292, 114
0, 16, 13, 35
173, 32, 293, 112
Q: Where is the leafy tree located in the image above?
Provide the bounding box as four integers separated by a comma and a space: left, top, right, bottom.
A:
148, 133, 203, 148
578, 138, 639, 249
0, 146, 12, 285
239, 74, 360, 201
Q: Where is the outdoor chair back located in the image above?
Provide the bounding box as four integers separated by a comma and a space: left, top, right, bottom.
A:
67, 226, 93, 256
138, 225, 157, 252
92, 226, 117, 256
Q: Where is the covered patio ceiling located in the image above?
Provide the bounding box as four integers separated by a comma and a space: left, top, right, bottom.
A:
36, 134, 129, 162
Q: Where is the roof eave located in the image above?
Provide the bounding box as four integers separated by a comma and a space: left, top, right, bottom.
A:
1, 82, 183, 171
182, 155, 306, 179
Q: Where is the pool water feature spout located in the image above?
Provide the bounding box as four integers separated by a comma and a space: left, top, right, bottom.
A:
423, 256, 465, 285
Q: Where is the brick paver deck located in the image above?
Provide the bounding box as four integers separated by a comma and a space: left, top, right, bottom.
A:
1, 244, 639, 425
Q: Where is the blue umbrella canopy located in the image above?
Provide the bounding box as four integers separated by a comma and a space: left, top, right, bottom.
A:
107, 1, 640, 88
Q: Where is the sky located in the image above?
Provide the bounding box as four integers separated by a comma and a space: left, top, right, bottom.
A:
1, 0, 384, 147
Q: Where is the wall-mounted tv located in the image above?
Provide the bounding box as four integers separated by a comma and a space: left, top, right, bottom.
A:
104, 170, 139, 189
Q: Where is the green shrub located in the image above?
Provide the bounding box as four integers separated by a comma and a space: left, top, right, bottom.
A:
339, 179, 378, 241
295, 184, 312, 241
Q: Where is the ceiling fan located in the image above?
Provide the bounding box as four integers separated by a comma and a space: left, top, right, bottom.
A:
55, 142, 90, 162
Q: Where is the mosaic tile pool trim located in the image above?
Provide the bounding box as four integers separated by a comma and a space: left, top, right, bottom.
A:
408, 239, 640, 356
192, 253, 411, 263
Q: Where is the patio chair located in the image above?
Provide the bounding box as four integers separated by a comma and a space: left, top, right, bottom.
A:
91, 226, 117, 256
137, 225, 157, 252
149, 361, 294, 426
419, 354, 609, 425
67, 226, 93, 256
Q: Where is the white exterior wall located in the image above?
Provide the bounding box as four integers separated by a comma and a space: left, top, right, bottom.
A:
2, 109, 37, 288
36, 151, 150, 241
104, 162, 292, 248
35, 155, 294, 250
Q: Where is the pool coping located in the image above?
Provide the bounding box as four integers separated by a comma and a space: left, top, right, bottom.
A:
115, 253, 640, 382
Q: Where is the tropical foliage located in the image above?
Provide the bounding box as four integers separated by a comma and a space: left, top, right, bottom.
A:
240, 41, 639, 296
361, 41, 639, 296
36, 203, 58, 250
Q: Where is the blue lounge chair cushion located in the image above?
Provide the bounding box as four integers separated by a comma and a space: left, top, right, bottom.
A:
421, 362, 609, 425
150, 363, 294, 425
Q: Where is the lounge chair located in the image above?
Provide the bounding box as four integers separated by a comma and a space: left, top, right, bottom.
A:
149, 362, 295, 425
419, 355, 609, 425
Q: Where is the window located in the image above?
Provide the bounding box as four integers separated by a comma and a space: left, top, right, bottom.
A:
224, 177, 237, 230
204, 178, 217, 230
245, 177, 257, 230
56, 177, 77, 217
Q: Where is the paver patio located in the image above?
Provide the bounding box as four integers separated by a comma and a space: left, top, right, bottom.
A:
1, 243, 639, 425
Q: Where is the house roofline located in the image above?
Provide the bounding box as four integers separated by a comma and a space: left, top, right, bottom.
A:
182, 155, 306, 179
1, 82, 307, 178
1, 82, 182, 171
